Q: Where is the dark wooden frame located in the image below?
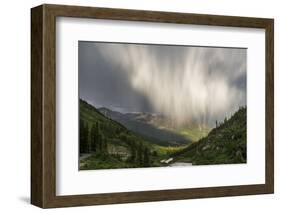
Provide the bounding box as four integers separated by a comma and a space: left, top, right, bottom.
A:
31, 4, 274, 208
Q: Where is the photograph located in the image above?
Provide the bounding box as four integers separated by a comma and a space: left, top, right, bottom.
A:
30, 4, 274, 208
78, 41, 247, 170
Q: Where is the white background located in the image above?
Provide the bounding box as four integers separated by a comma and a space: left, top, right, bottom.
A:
0, 0, 279, 212
57, 18, 265, 195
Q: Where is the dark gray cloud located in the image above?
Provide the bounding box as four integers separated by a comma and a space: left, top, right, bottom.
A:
79, 41, 246, 127
79, 42, 154, 113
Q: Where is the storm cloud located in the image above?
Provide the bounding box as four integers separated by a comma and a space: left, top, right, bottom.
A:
79, 41, 246, 128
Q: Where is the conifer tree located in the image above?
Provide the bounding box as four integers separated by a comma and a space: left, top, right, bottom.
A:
79, 118, 85, 153
103, 137, 108, 154
137, 142, 144, 166
143, 147, 150, 167
84, 122, 89, 153
100, 134, 104, 154
129, 144, 136, 163
95, 122, 101, 153
90, 124, 96, 152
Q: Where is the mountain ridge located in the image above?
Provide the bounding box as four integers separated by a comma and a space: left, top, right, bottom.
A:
98, 106, 190, 145
172, 106, 247, 165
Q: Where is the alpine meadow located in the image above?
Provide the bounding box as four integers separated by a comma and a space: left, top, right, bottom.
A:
79, 42, 247, 170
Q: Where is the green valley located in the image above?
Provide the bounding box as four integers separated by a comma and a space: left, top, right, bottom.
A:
79, 99, 247, 170
79, 99, 177, 170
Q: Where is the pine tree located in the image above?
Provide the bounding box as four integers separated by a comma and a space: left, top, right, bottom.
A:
137, 142, 144, 166
79, 118, 85, 153
90, 124, 96, 152
224, 117, 227, 123
95, 122, 101, 153
129, 144, 136, 163
143, 147, 150, 167
103, 137, 108, 154
99, 134, 103, 154
79, 119, 90, 153
84, 122, 89, 153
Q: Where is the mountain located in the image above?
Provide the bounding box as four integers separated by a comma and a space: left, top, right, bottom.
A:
80, 99, 246, 169
79, 99, 177, 170
172, 107, 247, 165
80, 99, 150, 169
80, 99, 154, 149
98, 107, 190, 145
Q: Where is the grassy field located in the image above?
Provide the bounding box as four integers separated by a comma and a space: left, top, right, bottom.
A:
178, 127, 210, 142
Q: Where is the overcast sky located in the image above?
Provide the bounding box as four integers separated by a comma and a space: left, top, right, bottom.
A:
79, 41, 246, 127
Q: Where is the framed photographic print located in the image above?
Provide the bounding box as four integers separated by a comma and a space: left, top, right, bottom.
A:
31, 4, 274, 208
